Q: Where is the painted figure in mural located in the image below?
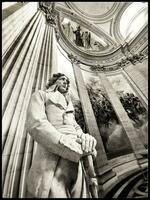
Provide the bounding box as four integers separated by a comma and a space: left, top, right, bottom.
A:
63, 22, 75, 41
66, 22, 72, 38
25, 73, 97, 198
82, 31, 91, 49
119, 92, 146, 125
73, 26, 84, 47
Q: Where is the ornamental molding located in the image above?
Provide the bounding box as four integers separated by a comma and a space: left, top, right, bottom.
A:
39, 2, 57, 27
66, 2, 122, 23
67, 53, 80, 64
56, 25, 147, 68
57, 31, 147, 72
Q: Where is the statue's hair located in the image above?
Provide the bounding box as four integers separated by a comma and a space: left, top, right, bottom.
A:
46, 73, 70, 91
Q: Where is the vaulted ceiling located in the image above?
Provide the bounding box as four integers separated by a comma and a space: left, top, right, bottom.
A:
39, 2, 148, 71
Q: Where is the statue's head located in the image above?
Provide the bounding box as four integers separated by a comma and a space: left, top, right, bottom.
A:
46, 73, 70, 94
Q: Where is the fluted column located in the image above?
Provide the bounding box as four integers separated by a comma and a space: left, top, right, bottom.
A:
2, 2, 38, 58
18, 25, 58, 198
32, 25, 50, 158
2, 12, 42, 149
18, 24, 48, 197
72, 63, 116, 188
8, 22, 46, 198
123, 64, 148, 102
50, 27, 59, 76
2, 12, 39, 87
2, 12, 40, 116
2, 12, 45, 198
98, 72, 145, 154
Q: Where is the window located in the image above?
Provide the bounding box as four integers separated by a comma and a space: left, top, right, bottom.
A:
120, 2, 148, 42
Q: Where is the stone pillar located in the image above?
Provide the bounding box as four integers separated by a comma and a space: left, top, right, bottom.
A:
123, 65, 148, 102
98, 72, 145, 155
18, 23, 49, 195
2, 3, 60, 196
19, 24, 58, 198
50, 28, 59, 76
2, 2, 38, 59
32, 25, 55, 159
2, 12, 39, 87
71, 62, 117, 195
2, 12, 41, 117
2, 12, 45, 198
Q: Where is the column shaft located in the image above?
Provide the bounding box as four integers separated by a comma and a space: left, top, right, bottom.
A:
8, 23, 45, 198
2, 12, 41, 116
2, 13, 45, 198
2, 12, 39, 85
124, 65, 148, 100
2, 3, 37, 57
50, 28, 58, 76
19, 25, 54, 198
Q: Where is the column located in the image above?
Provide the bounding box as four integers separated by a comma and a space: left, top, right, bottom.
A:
19, 24, 58, 198
2, 2, 38, 59
2, 12, 40, 116
18, 24, 48, 197
50, 27, 59, 76
2, 3, 58, 198
2, 12, 45, 198
123, 65, 148, 101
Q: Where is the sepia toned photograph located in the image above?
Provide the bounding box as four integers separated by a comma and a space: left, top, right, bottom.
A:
2, 2, 148, 198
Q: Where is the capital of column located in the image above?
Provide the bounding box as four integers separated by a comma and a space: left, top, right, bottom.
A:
39, 2, 57, 27
67, 53, 81, 64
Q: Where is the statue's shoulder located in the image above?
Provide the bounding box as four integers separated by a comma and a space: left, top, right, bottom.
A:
31, 90, 47, 102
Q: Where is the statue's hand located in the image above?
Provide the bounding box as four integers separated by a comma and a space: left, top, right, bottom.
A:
76, 133, 97, 156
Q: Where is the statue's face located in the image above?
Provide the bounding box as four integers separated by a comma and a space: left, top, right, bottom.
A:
55, 75, 69, 94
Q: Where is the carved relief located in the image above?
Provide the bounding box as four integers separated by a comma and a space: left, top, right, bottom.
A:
68, 53, 80, 64
90, 65, 104, 72
39, 2, 57, 26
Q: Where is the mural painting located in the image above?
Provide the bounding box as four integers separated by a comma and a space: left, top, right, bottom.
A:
61, 17, 110, 52
78, 70, 133, 159
107, 74, 148, 150
60, 61, 147, 159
